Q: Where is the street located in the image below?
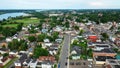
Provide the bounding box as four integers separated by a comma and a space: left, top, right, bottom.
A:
59, 34, 70, 68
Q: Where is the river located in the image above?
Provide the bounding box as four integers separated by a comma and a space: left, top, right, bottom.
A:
0, 12, 28, 20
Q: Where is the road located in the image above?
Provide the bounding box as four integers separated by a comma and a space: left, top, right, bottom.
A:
59, 34, 70, 68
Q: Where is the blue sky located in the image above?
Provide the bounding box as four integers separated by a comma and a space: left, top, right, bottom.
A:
0, 0, 120, 9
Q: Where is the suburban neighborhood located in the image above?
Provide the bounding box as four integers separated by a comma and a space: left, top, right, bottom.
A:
0, 9, 120, 68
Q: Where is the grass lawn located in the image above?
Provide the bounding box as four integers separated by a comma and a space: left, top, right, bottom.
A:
2, 24, 18, 28
3, 57, 18, 68
2, 18, 40, 28
14, 18, 40, 26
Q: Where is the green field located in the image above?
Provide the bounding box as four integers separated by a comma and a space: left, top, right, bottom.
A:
2, 24, 18, 28
14, 18, 40, 26
2, 18, 40, 28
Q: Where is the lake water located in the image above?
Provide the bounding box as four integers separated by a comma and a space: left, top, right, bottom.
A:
0, 13, 28, 20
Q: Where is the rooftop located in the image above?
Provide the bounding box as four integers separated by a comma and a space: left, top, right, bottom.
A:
95, 56, 115, 61
94, 48, 115, 53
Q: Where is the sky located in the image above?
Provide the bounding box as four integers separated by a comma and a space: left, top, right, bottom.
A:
0, 0, 120, 9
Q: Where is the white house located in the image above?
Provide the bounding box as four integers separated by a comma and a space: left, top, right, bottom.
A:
41, 61, 53, 68
29, 59, 38, 68
44, 39, 50, 43
44, 43, 52, 47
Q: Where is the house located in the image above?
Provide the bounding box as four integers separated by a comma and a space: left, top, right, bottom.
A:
55, 38, 62, 43
71, 46, 81, 60
69, 60, 93, 68
53, 26, 62, 32
28, 47, 33, 55
93, 48, 116, 64
87, 42, 109, 48
23, 58, 32, 68
106, 59, 120, 68
14, 61, 22, 68
0, 56, 3, 67
29, 59, 38, 68
42, 29, 48, 33
88, 35, 98, 42
22, 27, 28, 31
6, 38, 12, 42
9, 50, 18, 58
114, 38, 120, 47
0, 48, 9, 54
0, 41, 7, 48
38, 56, 56, 63
18, 53, 28, 64
44, 42, 52, 47
49, 49, 57, 55
48, 43, 59, 55
41, 60, 54, 68
44, 39, 50, 43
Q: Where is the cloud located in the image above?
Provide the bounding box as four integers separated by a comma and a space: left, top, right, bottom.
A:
89, 1, 104, 6
0, 0, 120, 9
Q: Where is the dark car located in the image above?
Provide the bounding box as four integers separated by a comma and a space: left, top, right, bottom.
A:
65, 62, 67, 65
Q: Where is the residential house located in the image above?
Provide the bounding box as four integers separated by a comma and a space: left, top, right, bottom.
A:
0, 41, 7, 48
41, 60, 54, 68
14, 61, 22, 68
44, 39, 50, 43
55, 38, 62, 43
53, 26, 62, 32
38, 56, 56, 63
88, 35, 98, 42
93, 48, 116, 64
29, 59, 38, 68
71, 46, 81, 60
23, 58, 32, 68
114, 38, 120, 47
106, 59, 120, 68
42, 29, 48, 33
0, 56, 3, 67
69, 60, 93, 68
9, 50, 18, 58
48, 44, 59, 55
87, 42, 109, 49
6, 38, 12, 42
0, 48, 9, 54
44, 42, 52, 47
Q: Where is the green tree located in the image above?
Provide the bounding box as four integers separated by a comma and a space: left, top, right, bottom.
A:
3, 53, 9, 58
74, 26, 79, 30
37, 34, 46, 42
33, 44, 49, 58
101, 33, 109, 41
17, 23, 23, 31
87, 48, 93, 57
52, 32, 59, 41
79, 29, 84, 35
28, 36, 36, 42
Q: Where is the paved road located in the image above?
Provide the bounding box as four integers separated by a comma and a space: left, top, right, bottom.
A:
59, 34, 70, 68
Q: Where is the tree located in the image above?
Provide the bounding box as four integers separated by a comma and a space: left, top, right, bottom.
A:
28, 36, 36, 42
74, 26, 79, 30
17, 23, 23, 31
87, 48, 93, 57
64, 21, 70, 28
37, 34, 46, 42
79, 29, 84, 35
33, 44, 49, 58
3, 53, 9, 58
8, 39, 28, 51
52, 32, 59, 41
101, 33, 109, 41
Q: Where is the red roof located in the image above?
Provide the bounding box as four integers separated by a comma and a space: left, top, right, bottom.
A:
88, 35, 97, 39
38, 56, 55, 62
88, 35, 98, 42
